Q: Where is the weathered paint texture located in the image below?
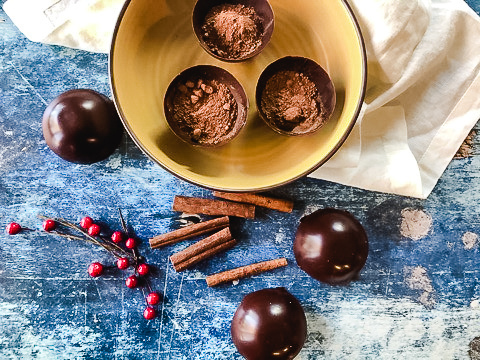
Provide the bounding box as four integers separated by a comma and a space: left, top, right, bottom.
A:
1, 1, 480, 358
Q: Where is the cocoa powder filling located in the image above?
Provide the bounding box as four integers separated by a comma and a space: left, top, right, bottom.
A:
201, 4, 263, 59
261, 70, 324, 134
171, 78, 238, 145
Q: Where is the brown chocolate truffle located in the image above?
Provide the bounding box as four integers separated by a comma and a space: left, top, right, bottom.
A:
42, 89, 123, 164
294, 208, 369, 284
231, 287, 307, 360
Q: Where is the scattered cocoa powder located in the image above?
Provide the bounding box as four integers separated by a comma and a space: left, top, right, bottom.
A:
171, 78, 237, 145
260, 70, 323, 134
469, 337, 480, 360
201, 4, 263, 60
454, 129, 476, 159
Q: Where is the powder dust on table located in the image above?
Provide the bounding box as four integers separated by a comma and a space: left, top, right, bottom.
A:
462, 231, 478, 250
261, 70, 323, 134
171, 78, 237, 145
201, 4, 263, 59
399, 208, 432, 240
404, 265, 436, 307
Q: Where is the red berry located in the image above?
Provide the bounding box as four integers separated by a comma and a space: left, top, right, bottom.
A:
88, 262, 103, 277
111, 231, 124, 243
143, 306, 156, 320
88, 224, 101, 236
80, 216, 93, 229
146, 292, 161, 305
125, 238, 136, 249
42, 219, 56, 232
137, 263, 150, 276
117, 257, 129, 270
6, 222, 21, 235
125, 275, 138, 288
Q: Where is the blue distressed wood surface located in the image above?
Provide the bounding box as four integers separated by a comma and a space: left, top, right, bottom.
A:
1, 1, 480, 359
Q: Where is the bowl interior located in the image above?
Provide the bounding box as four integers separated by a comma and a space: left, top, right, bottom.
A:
110, 0, 366, 192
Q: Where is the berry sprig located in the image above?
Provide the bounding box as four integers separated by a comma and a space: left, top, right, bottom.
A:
115, 209, 160, 320
5, 210, 161, 320
39, 214, 134, 260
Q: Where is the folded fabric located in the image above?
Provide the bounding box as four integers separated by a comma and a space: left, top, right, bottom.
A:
3, 0, 125, 53
4, 0, 480, 198
313, 0, 480, 198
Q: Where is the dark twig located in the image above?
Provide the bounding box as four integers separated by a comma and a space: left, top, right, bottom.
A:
37, 214, 132, 259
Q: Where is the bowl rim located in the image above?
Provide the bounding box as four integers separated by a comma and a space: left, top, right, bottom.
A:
108, 0, 368, 193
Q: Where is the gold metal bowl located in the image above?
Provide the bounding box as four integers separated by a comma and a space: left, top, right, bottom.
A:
109, 0, 366, 192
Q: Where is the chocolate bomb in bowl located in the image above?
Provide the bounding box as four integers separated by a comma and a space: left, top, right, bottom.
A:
192, 0, 274, 62
256, 56, 336, 135
164, 65, 248, 147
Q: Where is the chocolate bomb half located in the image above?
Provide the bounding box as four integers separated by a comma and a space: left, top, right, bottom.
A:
192, 0, 274, 62
256, 56, 336, 135
164, 65, 248, 147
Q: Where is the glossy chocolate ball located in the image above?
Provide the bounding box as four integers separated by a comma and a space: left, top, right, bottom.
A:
293, 208, 368, 284
231, 287, 307, 360
42, 89, 123, 164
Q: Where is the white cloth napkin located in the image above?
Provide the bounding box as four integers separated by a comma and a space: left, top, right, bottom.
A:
313, 0, 480, 198
4, 0, 480, 198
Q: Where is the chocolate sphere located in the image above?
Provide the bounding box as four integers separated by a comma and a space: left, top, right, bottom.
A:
231, 287, 307, 360
42, 89, 123, 164
293, 208, 368, 284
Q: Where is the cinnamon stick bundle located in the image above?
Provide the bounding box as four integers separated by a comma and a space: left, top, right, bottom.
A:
173, 195, 255, 218
212, 191, 294, 213
205, 257, 288, 287
173, 240, 236, 272
149, 216, 229, 249
170, 227, 235, 272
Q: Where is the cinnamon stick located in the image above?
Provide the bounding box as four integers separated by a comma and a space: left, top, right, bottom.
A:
212, 191, 294, 213
173, 195, 255, 219
170, 227, 233, 268
173, 239, 237, 272
205, 257, 288, 287
149, 216, 229, 249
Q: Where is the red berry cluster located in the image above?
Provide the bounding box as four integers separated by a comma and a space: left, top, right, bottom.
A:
5, 212, 161, 320
79, 216, 160, 320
